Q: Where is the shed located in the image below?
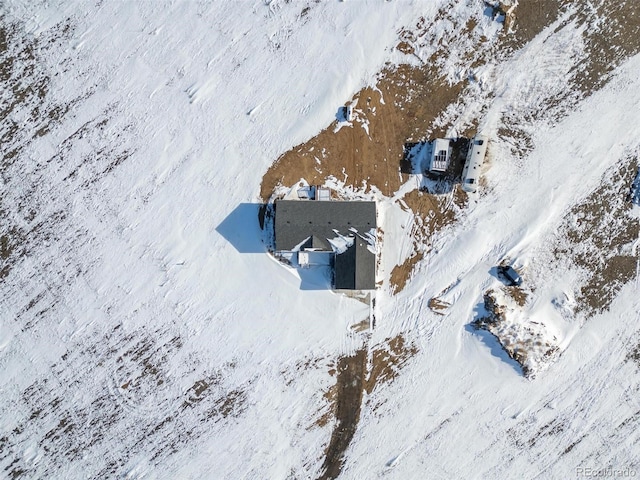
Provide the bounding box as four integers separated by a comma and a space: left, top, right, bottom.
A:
429, 138, 452, 173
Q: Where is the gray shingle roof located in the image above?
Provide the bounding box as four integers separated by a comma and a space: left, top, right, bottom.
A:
274, 200, 376, 251
334, 237, 376, 290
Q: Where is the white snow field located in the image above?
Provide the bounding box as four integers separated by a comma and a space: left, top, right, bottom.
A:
1, 1, 640, 479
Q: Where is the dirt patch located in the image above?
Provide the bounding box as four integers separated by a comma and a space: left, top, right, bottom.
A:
505, 286, 528, 307
317, 334, 418, 479
571, 1, 640, 94
428, 296, 451, 315
390, 250, 423, 294
317, 349, 367, 480
402, 189, 458, 227
260, 61, 465, 201
205, 388, 247, 420
365, 335, 419, 394
498, 0, 563, 51
349, 319, 370, 334
389, 188, 462, 293
554, 155, 640, 315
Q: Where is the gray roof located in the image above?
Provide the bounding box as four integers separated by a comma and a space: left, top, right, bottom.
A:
334, 237, 376, 290
274, 200, 376, 251
301, 235, 331, 251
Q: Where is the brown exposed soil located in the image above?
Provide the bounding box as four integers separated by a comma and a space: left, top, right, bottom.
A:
570, 1, 640, 94
317, 335, 418, 480
389, 188, 464, 293
390, 251, 423, 294
349, 319, 370, 333
499, 0, 562, 51
505, 286, 528, 307
365, 335, 419, 394
317, 349, 367, 480
428, 296, 451, 315
260, 63, 464, 201
555, 156, 640, 315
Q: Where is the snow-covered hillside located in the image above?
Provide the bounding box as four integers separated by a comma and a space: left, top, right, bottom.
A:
1, 1, 639, 479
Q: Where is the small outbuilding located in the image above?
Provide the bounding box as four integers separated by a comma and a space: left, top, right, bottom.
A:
429, 138, 452, 174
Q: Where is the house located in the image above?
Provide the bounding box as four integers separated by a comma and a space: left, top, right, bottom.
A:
274, 199, 377, 290
428, 138, 452, 174
461, 134, 488, 193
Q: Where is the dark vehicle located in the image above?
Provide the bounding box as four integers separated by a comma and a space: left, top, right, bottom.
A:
497, 265, 522, 287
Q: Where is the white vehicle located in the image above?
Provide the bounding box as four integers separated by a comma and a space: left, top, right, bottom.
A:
461, 134, 488, 193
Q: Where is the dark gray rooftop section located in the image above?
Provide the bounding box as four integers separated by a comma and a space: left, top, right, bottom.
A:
301, 235, 331, 251
334, 237, 376, 290
274, 200, 376, 251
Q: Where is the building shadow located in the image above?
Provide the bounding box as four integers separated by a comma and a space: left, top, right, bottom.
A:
488, 266, 501, 281
298, 265, 333, 290
419, 176, 455, 195
401, 142, 427, 174
465, 300, 523, 375
215, 203, 266, 253
335, 106, 348, 123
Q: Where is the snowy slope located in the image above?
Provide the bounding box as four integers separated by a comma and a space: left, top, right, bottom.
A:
1, 1, 640, 479
0, 1, 439, 478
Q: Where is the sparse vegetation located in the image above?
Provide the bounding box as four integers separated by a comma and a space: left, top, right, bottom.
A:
554, 155, 640, 315
317, 335, 418, 480
473, 290, 559, 378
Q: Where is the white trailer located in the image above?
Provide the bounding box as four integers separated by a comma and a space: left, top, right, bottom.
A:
429, 138, 452, 174
461, 135, 488, 193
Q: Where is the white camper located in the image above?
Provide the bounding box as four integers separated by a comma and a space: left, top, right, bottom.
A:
429, 138, 452, 174
461, 135, 488, 193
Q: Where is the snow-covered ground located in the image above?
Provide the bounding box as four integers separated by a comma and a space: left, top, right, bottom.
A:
1, 1, 640, 479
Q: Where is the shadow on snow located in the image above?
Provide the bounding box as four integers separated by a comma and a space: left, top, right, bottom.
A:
465, 300, 523, 376
215, 203, 266, 253
216, 203, 333, 290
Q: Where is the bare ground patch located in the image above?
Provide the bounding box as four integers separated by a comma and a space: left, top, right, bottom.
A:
365, 334, 419, 394
497, 1, 640, 152
473, 290, 559, 378
260, 1, 521, 202
505, 285, 528, 307
317, 349, 367, 480
316, 334, 418, 480
554, 155, 640, 315
390, 250, 423, 294
390, 187, 465, 293
260, 62, 465, 201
